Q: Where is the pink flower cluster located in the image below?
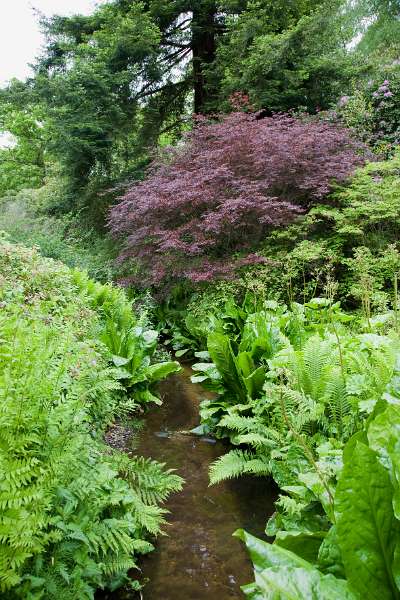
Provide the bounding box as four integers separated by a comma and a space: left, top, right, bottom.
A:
373, 80, 394, 99
109, 112, 367, 290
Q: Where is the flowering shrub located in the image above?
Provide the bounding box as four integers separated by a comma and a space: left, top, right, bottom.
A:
109, 112, 367, 290
369, 73, 400, 153
334, 65, 400, 156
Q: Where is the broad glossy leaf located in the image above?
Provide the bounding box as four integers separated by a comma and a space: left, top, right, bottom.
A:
298, 471, 335, 522
368, 404, 400, 471
241, 583, 265, 600
368, 404, 400, 525
253, 566, 355, 599
112, 354, 131, 367
190, 374, 209, 383
235, 351, 255, 380
141, 329, 158, 347
175, 348, 189, 357
335, 441, 399, 600
244, 366, 267, 399
276, 531, 326, 564
317, 526, 345, 578
194, 350, 211, 360
234, 529, 311, 571
207, 332, 246, 400
393, 541, 400, 593
134, 389, 162, 405
145, 361, 181, 383
342, 430, 368, 463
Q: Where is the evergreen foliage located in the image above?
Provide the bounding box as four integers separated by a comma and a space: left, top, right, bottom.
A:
213, 1, 359, 113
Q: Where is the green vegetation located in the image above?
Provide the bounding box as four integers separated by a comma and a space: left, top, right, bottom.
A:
185, 294, 400, 598
0, 192, 116, 280
235, 397, 400, 599
0, 237, 181, 598
1, 0, 400, 597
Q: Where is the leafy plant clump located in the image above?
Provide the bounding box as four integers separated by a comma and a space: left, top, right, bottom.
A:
193, 298, 398, 476
237, 398, 400, 599
0, 237, 182, 598
160, 148, 400, 312
188, 293, 400, 598
337, 65, 400, 156
109, 111, 367, 290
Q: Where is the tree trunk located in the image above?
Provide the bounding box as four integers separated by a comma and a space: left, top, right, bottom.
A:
191, 1, 217, 113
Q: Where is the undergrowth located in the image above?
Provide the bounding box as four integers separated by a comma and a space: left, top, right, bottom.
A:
181, 291, 400, 598
0, 236, 182, 598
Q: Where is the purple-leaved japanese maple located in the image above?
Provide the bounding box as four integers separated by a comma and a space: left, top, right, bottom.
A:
109, 112, 367, 289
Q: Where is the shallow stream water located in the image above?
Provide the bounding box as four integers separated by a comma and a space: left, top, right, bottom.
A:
107, 366, 277, 599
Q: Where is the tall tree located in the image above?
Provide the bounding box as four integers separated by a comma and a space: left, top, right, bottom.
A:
209, 0, 362, 113
31, 0, 327, 204
1, 0, 360, 218
0, 83, 47, 195
32, 0, 228, 198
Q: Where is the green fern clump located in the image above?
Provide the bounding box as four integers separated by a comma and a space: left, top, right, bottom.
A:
197, 298, 400, 600
198, 298, 400, 489
0, 239, 183, 598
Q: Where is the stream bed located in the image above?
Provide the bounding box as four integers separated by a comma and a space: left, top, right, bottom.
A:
111, 366, 277, 599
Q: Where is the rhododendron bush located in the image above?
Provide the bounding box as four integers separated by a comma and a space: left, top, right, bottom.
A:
109, 112, 367, 289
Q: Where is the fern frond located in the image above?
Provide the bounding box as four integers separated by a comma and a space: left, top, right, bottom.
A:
209, 449, 270, 485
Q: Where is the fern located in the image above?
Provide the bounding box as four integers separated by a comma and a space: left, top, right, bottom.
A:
209, 449, 271, 485
0, 240, 183, 598
203, 299, 400, 492
116, 454, 183, 505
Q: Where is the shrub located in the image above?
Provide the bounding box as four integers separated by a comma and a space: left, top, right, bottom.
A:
171, 149, 400, 312
189, 296, 400, 599
368, 71, 400, 154
109, 112, 367, 291
335, 62, 400, 156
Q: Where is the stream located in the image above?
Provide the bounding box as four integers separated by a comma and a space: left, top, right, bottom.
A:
110, 366, 277, 599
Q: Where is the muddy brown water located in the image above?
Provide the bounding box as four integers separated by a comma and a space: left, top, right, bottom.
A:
106, 366, 277, 599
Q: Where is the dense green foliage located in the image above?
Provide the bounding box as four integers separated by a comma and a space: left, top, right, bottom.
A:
154, 149, 400, 319
1, 0, 400, 597
0, 237, 182, 598
212, 2, 356, 113
236, 400, 400, 598
0, 102, 46, 196
0, 192, 116, 280
2, 0, 397, 218
181, 293, 400, 598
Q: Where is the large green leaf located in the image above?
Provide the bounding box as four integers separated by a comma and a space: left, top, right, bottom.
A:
317, 525, 345, 578
368, 403, 400, 473
368, 402, 400, 590
235, 351, 255, 380
253, 566, 355, 600
244, 366, 267, 399
241, 582, 266, 600
145, 361, 181, 383
234, 529, 311, 571
207, 332, 246, 401
335, 441, 400, 600
275, 531, 326, 564
112, 354, 131, 367
239, 312, 285, 360
134, 389, 163, 406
